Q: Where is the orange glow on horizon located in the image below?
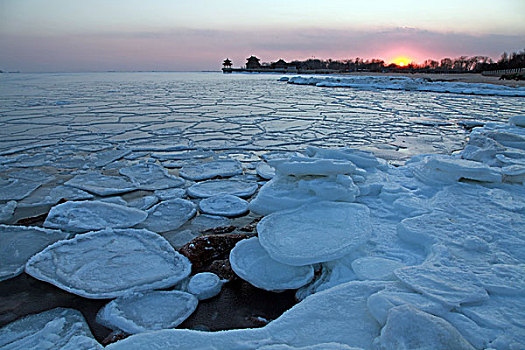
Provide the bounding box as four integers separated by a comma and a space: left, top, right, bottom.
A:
390, 56, 414, 67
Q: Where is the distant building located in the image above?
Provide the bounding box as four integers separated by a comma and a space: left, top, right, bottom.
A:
272, 59, 287, 69
222, 58, 232, 68
246, 56, 261, 69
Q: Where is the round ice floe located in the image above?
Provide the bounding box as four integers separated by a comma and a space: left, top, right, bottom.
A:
0, 225, 69, 281
199, 194, 249, 217
187, 179, 258, 198
119, 163, 184, 190
96, 290, 198, 334
230, 237, 314, 291
351, 257, 405, 281
154, 188, 186, 201
258, 201, 371, 266
256, 162, 276, 180
187, 272, 223, 300
179, 160, 243, 181
44, 200, 148, 233
25, 228, 191, 299
140, 199, 197, 233
65, 172, 137, 196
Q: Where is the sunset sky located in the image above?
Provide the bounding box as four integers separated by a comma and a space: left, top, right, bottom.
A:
1, 0, 524, 72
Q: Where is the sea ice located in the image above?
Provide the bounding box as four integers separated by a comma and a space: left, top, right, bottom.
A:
44, 200, 148, 233
187, 272, 223, 300
258, 201, 371, 266
259, 344, 361, 350
0, 178, 41, 201
509, 114, 525, 127
90, 148, 131, 167
127, 195, 159, 210
25, 228, 191, 298
187, 179, 258, 198
268, 156, 357, 176
179, 159, 243, 180
154, 188, 186, 200
256, 162, 275, 180
119, 163, 184, 190
139, 199, 196, 233
0, 201, 16, 223
0, 224, 69, 281
96, 291, 198, 334
198, 194, 249, 217
374, 305, 475, 350
351, 257, 405, 281
0, 307, 102, 349
18, 185, 94, 208
230, 237, 314, 291
65, 172, 137, 196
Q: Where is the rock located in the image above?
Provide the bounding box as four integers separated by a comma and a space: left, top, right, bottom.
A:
187, 272, 223, 300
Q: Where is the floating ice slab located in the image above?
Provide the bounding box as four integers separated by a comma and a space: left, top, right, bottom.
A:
25, 228, 191, 298
44, 200, 148, 233
258, 201, 371, 266
394, 265, 489, 307
119, 163, 184, 190
0, 201, 16, 223
96, 291, 198, 334
268, 157, 357, 176
374, 305, 475, 350
230, 237, 314, 291
198, 194, 249, 217
351, 257, 405, 281
0, 225, 69, 281
18, 185, 94, 208
127, 195, 159, 210
152, 149, 215, 161
509, 114, 525, 127
187, 272, 223, 300
187, 179, 258, 198
305, 147, 381, 169
106, 281, 387, 350
140, 199, 196, 233
154, 188, 186, 200
91, 148, 131, 167
179, 160, 243, 180
0, 307, 102, 349
256, 162, 275, 180
65, 172, 137, 196
259, 344, 362, 350
0, 178, 41, 201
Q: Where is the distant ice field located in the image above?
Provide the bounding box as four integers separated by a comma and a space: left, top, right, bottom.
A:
1, 72, 523, 162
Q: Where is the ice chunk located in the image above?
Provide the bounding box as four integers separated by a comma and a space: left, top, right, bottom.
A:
258, 201, 371, 266
230, 237, 314, 291
268, 156, 357, 176
0, 225, 69, 281
187, 272, 223, 300
305, 146, 381, 169
351, 257, 405, 281
374, 305, 475, 350
475, 264, 525, 296
140, 199, 196, 233
127, 195, 159, 210
256, 162, 275, 180
394, 265, 488, 307
179, 160, 243, 180
25, 228, 191, 299
259, 344, 361, 350
187, 179, 258, 198
154, 188, 186, 200
18, 185, 94, 208
119, 163, 184, 190
96, 291, 198, 334
90, 148, 131, 167
65, 172, 137, 196
0, 201, 16, 223
0, 178, 41, 201
184, 214, 231, 233
0, 308, 101, 349
509, 114, 525, 127
198, 194, 249, 217
442, 312, 498, 350
151, 149, 215, 161
44, 200, 147, 233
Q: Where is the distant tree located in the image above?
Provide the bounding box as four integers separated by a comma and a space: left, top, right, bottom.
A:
440, 58, 453, 71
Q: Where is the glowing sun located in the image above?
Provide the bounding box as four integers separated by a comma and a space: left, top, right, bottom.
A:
391, 56, 412, 67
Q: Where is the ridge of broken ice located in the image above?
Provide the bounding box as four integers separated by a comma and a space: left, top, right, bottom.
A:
25, 228, 191, 298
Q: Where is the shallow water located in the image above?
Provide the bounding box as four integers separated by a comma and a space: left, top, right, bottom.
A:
1, 72, 523, 163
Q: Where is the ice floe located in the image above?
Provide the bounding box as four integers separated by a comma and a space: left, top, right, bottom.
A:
18, 185, 94, 208
230, 237, 314, 291
0, 178, 41, 201
96, 291, 198, 334
187, 179, 258, 198
139, 199, 196, 233
0, 201, 16, 223
119, 162, 184, 190
198, 194, 249, 217
154, 187, 186, 200
351, 257, 405, 281
258, 201, 371, 266
179, 159, 243, 180
65, 172, 137, 196
44, 200, 147, 233
25, 228, 191, 298
187, 272, 224, 300
0, 225, 69, 281
0, 308, 101, 349
256, 162, 275, 180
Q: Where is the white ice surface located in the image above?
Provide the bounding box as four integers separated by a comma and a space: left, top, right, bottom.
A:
96, 290, 198, 334
139, 199, 196, 233
179, 159, 243, 180
154, 188, 186, 200
268, 156, 357, 176
25, 228, 191, 298
230, 237, 314, 291
0, 225, 69, 281
119, 163, 184, 190
18, 185, 94, 208
187, 272, 223, 300
258, 201, 371, 266
0, 178, 41, 201
44, 200, 147, 233
256, 162, 275, 180
0, 308, 102, 350
351, 257, 405, 281
0, 201, 16, 223
65, 172, 137, 196
187, 179, 258, 198
198, 194, 249, 217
